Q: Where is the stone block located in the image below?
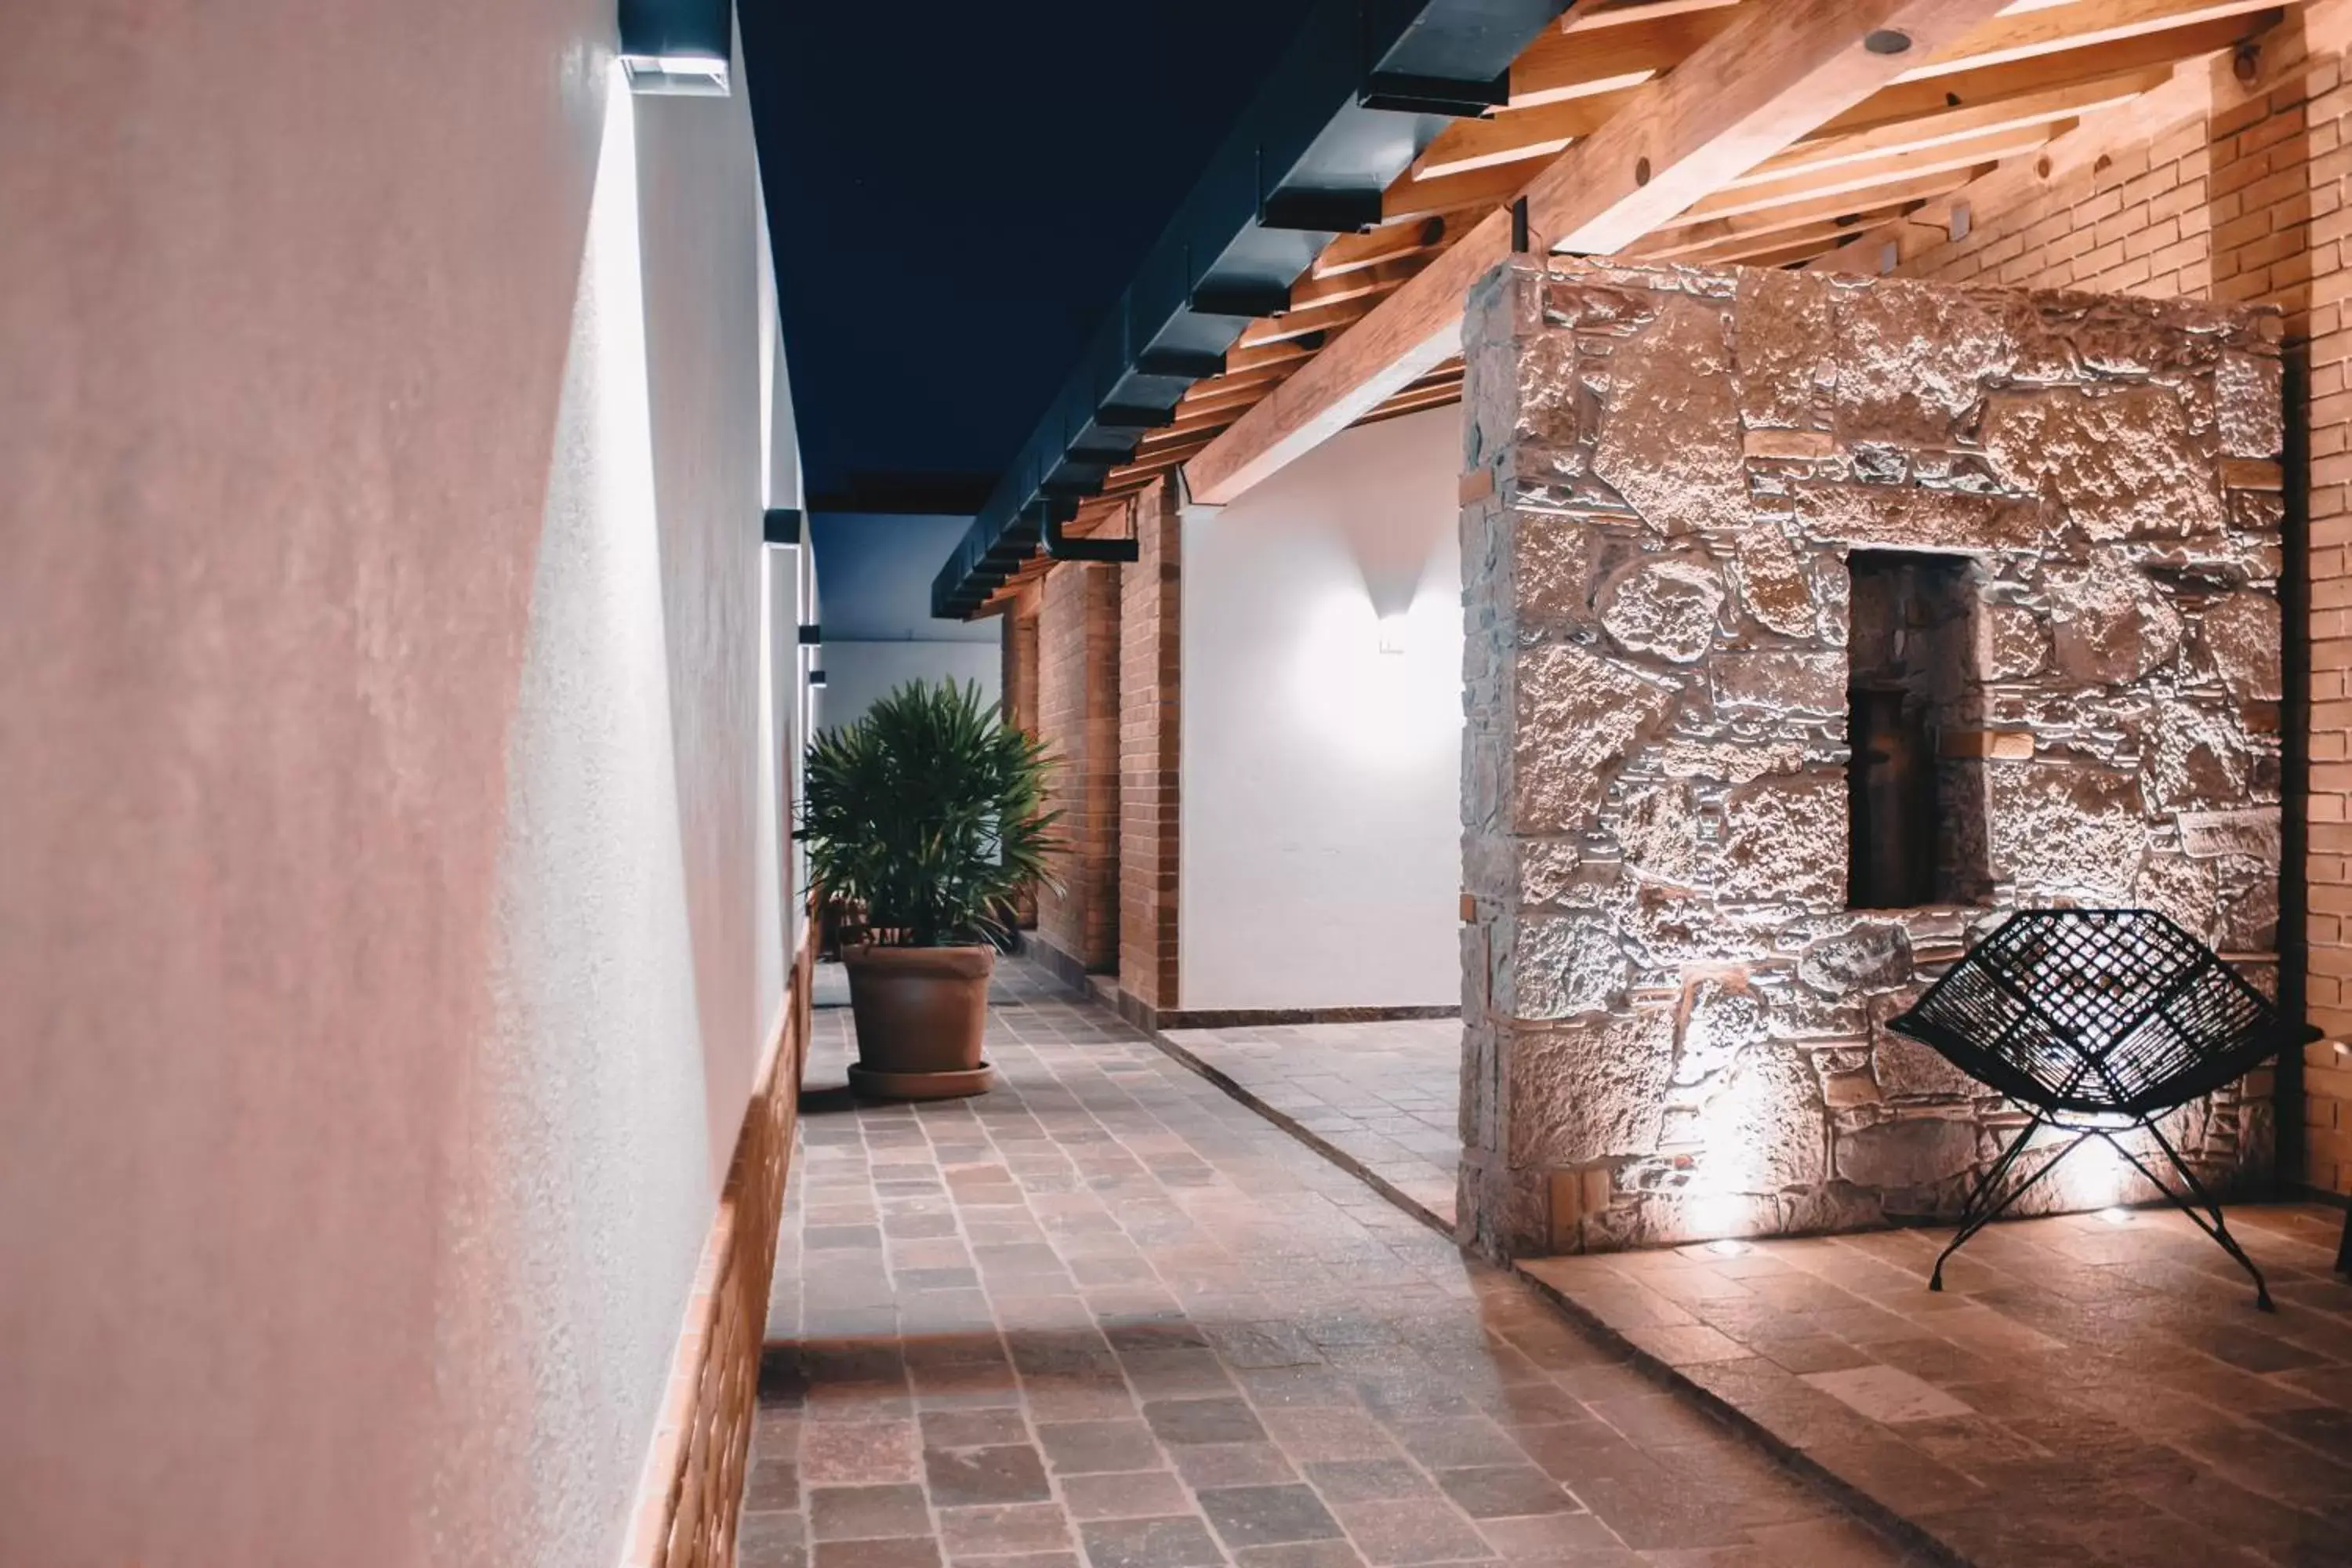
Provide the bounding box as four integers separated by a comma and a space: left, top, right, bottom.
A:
2176, 808, 2281, 861
1835, 1116, 1980, 1189
1833, 278, 2013, 445
1512, 512, 1597, 630
1719, 773, 1846, 906
1797, 921, 1912, 996
1696, 1045, 1828, 1190
1512, 644, 1679, 833
1792, 482, 2042, 552
1980, 603, 2048, 679
1734, 267, 1836, 430
1712, 648, 1844, 715
1611, 779, 1701, 888
2199, 591, 2283, 702
1729, 516, 1818, 640
1508, 913, 1628, 1020
1671, 976, 1769, 1087
1508, 1014, 1672, 1166
1592, 293, 1744, 539
1987, 764, 2145, 902
2132, 851, 2220, 945
1595, 552, 1727, 662
1870, 1024, 1983, 1102
2143, 700, 2253, 811
2216, 350, 2285, 459
1980, 384, 2223, 542
2043, 552, 2183, 686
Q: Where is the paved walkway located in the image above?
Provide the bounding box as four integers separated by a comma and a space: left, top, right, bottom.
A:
1525, 1203, 2352, 1568
1156, 1021, 1461, 1229
750, 959, 1914, 1568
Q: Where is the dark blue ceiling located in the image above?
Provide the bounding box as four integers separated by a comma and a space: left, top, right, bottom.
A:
740, 0, 1321, 503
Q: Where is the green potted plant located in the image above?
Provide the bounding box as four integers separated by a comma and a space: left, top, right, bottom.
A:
801, 679, 1061, 1098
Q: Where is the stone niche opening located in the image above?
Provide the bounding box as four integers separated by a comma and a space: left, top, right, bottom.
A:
1846, 550, 1991, 910
1457, 258, 2285, 1261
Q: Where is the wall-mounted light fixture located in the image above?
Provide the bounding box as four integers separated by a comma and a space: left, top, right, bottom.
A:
619, 0, 731, 95
808, 669, 828, 688
797, 623, 822, 647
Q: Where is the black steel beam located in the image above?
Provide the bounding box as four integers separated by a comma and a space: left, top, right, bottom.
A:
930, 0, 1567, 619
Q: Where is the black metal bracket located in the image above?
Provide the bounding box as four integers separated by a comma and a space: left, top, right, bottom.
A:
1044, 503, 1140, 564
797, 623, 822, 646
763, 506, 803, 545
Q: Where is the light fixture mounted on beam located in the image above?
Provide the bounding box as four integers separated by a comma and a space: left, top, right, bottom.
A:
619, 0, 731, 95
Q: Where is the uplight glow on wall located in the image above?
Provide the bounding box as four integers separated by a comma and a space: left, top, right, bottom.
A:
1289, 588, 1460, 766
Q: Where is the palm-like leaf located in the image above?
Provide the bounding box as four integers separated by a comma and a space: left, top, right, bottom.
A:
801, 679, 1064, 947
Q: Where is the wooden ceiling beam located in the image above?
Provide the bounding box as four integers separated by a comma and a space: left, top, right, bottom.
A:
1731, 67, 2165, 186
1636, 165, 1983, 256
1236, 296, 1381, 350
1286, 256, 1422, 311
1563, 0, 1745, 32
1410, 89, 1639, 180
1654, 119, 2064, 227
1903, 0, 2281, 79
1665, 209, 1917, 266
1423, 29, 2227, 191
1815, 11, 2269, 136
1181, 0, 2016, 506
1809, 0, 2338, 272
1309, 214, 1463, 278
1508, 5, 1742, 107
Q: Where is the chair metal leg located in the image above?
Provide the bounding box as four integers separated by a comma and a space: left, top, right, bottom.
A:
2099, 1120, 2274, 1311
1930, 1113, 2067, 1292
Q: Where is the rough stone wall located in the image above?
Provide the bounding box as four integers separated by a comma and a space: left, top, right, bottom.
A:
1036, 561, 1120, 974
1894, 34, 2352, 1196
1459, 256, 2284, 1258
1118, 482, 1182, 1013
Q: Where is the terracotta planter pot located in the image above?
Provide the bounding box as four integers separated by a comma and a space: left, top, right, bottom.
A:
841, 943, 996, 1099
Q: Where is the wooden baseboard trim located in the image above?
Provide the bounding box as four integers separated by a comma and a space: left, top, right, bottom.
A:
620, 934, 816, 1568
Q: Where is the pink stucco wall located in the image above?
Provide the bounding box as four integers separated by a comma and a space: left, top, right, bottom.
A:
0, 3, 782, 1563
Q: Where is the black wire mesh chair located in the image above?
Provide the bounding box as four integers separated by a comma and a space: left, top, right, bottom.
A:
1887, 909, 2315, 1311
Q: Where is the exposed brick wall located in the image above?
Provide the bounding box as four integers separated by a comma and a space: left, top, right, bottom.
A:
1889, 34, 2352, 1194
1118, 481, 1181, 1014
1036, 561, 1120, 972
1001, 589, 1041, 929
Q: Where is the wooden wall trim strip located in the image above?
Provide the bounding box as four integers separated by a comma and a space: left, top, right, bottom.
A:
620, 928, 818, 1568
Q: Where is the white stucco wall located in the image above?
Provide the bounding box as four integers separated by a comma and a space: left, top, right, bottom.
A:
1179, 407, 1465, 1012
0, 5, 788, 1565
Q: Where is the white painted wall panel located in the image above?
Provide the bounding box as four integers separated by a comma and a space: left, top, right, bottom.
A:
1179, 408, 1464, 1012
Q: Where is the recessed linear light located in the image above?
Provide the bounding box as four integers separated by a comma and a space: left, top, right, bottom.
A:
2099, 1206, 2135, 1227
619, 53, 730, 96
1704, 1238, 1751, 1258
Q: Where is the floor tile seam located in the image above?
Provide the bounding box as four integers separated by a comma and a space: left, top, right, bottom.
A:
1508, 1261, 1973, 1568
1129, 1025, 1456, 1243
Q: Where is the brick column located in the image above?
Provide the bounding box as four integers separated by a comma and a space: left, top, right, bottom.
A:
1036, 561, 1120, 977
1001, 586, 1040, 929
1118, 481, 1181, 1020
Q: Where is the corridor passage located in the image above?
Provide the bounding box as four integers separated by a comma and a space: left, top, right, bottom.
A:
746, 960, 1909, 1568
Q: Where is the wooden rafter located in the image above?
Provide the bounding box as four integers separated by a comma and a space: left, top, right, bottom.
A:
1047, 0, 2321, 567
1809, 0, 2347, 271
1181, 0, 2017, 506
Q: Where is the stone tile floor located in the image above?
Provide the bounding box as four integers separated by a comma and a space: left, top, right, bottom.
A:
1154, 1020, 1462, 1229
1524, 1205, 2352, 1567
750, 959, 1918, 1568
